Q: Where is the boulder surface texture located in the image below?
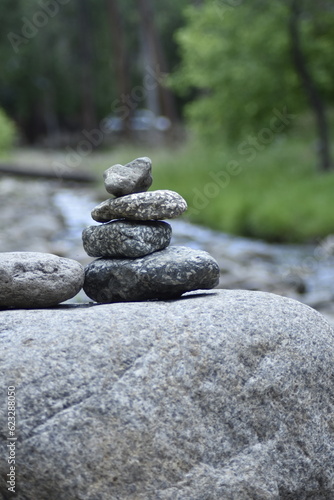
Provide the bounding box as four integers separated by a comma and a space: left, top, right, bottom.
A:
1, 290, 334, 500
0, 252, 84, 308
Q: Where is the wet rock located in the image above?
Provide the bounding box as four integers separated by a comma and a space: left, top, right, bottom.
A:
0, 252, 84, 308
1, 290, 334, 499
91, 190, 187, 222
82, 220, 172, 258
103, 157, 152, 197
83, 245, 220, 302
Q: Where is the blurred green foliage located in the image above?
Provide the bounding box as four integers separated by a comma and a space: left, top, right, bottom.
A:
153, 136, 334, 242
1, 0, 334, 241
89, 121, 334, 243
0, 0, 188, 141
0, 107, 16, 154
170, 0, 334, 144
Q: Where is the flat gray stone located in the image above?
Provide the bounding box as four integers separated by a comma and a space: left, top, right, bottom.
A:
82, 220, 172, 258
103, 157, 152, 197
84, 246, 220, 302
91, 190, 187, 222
0, 291, 334, 499
0, 252, 84, 308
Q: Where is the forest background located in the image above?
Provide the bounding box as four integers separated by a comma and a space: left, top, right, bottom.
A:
0, 0, 333, 243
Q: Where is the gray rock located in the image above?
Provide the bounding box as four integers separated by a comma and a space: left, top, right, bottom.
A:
0, 252, 84, 308
83, 246, 220, 302
82, 220, 172, 258
91, 190, 187, 222
1, 290, 334, 499
103, 157, 152, 197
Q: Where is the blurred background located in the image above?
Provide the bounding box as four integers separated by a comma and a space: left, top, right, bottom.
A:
0, 0, 334, 317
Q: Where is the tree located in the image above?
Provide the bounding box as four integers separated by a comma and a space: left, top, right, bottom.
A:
0, 0, 117, 143
288, 0, 332, 170
106, 0, 133, 137
0, 0, 189, 143
137, 0, 178, 123
77, 0, 97, 130
171, 0, 334, 170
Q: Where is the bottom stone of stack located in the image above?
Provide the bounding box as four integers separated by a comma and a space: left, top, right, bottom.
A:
83, 246, 220, 303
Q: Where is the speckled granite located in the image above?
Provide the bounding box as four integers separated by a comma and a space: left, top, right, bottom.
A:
91, 190, 187, 222
1, 290, 334, 499
83, 246, 220, 302
103, 157, 152, 197
82, 220, 172, 258
0, 252, 84, 308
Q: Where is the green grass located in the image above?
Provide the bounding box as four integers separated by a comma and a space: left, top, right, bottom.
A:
90, 134, 334, 243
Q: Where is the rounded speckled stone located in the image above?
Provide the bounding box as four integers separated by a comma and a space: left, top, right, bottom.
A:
103, 157, 152, 197
82, 220, 172, 258
83, 246, 220, 303
0, 252, 84, 308
91, 190, 187, 223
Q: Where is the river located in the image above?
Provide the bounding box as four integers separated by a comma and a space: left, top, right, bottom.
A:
1, 178, 334, 323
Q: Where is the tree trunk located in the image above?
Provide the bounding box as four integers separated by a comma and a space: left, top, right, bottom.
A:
0, 163, 95, 183
288, 0, 331, 171
77, 0, 97, 131
137, 0, 178, 124
105, 0, 132, 137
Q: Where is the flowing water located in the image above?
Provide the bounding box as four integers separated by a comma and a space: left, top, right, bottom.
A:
1, 177, 333, 322
52, 186, 334, 323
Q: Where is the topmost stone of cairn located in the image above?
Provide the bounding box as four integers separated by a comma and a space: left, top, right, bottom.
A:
103, 156, 152, 197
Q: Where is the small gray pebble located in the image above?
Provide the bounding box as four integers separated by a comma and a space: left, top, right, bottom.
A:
103, 157, 152, 197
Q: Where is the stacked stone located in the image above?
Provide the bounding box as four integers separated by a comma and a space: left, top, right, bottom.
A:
82, 157, 220, 303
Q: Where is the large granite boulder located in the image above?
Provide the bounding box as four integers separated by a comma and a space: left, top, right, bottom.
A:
1, 290, 334, 499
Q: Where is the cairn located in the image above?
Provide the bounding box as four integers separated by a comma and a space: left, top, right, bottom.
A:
82, 157, 220, 302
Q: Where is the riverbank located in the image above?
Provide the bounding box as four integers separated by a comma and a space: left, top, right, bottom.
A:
6, 141, 334, 243
1, 176, 334, 324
